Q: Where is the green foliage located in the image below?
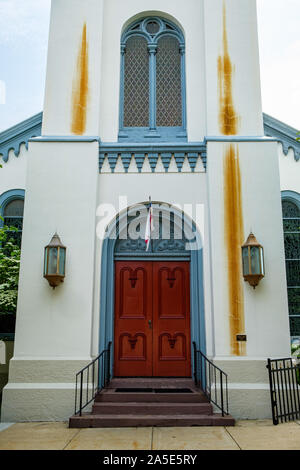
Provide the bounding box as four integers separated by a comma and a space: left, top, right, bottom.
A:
292, 343, 300, 357
291, 342, 300, 385
0, 225, 21, 314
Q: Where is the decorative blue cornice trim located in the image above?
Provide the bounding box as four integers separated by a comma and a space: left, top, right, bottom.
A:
1, 111, 299, 166
0, 112, 42, 162
263, 113, 300, 162
99, 141, 207, 173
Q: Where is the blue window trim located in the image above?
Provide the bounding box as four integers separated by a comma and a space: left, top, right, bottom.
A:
119, 17, 187, 143
281, 190, 300, 208
0, 189, 25, 228
281, 190, 300, 338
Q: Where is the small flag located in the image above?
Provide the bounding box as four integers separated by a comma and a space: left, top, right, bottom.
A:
145, 199, 154, 251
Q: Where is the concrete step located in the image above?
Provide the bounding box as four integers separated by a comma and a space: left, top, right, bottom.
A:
108, 378, 196, 390
92, 402, 213, 416
69, 413, 235, 428
96, 390, 208, 403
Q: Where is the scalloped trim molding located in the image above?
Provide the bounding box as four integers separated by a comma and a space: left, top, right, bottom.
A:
1, 111, 299, 164
0, 112, 42, 162
263, 113, 300, 162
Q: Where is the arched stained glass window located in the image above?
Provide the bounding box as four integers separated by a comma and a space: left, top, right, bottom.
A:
119, 17, 186, 142
0, 190, 25, 249
3, 198, 24, 247
282, 196, 300, 338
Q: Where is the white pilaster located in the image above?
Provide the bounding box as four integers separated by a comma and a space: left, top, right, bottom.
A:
42, 0, 104, 136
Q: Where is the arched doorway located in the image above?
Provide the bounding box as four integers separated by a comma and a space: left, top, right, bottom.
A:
99, 202, 206, 378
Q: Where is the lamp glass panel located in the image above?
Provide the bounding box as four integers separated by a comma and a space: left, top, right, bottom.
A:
59, 247, 66, 276
250, 246, 261, 275
260, 247, 265, 276
242, 247, 250, 275
48, 247, 58, 274
44, 248, 48, 276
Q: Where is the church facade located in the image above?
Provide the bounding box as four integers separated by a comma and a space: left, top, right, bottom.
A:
0, 0, 299, 422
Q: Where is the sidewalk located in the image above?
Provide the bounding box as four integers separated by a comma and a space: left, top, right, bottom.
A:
0, 420, 300, 450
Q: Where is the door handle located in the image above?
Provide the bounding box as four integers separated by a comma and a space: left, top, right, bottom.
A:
148, 320, 152, 329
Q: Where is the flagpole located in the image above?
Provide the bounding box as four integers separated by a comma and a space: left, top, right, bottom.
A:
145, 196, 152, 252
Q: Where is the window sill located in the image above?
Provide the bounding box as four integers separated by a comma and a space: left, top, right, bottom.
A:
118, 127, 187, 143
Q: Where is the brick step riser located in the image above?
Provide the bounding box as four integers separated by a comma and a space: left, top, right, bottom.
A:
92, 403, 213, 416
95, 393, 208, 403
69, 415, 235, 428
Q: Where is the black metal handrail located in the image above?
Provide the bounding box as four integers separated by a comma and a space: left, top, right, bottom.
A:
267, 357, 300, 425
193, 342, 229, 416
74, 342, 112, 416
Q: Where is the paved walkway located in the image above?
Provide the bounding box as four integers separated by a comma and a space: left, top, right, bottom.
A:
0, 420, 299, 450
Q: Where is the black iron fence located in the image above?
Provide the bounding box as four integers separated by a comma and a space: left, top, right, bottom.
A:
74, 342, 112, 416
193, 342, 229, 416
267, 357, 300, 425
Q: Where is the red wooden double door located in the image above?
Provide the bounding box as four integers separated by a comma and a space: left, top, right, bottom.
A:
114, 261, 191, 377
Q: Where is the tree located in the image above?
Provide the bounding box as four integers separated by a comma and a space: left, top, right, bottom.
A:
0, 162, 21, 315
0, 226, 21, 314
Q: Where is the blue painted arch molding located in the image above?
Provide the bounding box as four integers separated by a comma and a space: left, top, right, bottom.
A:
0, 189, 25, 226
99, 202, 206, 377
119, 16, 187, 143
281, 190, 300, 207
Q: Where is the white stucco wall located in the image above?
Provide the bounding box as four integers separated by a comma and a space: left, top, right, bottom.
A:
278, 144, 300, 194
0, 145, 28, 196
204, 0, 263, 136
42, 0, 105, 136
207, 140, 291, 359
13, 140, 99, 359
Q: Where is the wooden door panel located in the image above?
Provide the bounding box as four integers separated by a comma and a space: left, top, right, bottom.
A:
153, 262, 191, 377
119, 267, 148, 319
157, 267, 187, 319
114, 261, 153, 376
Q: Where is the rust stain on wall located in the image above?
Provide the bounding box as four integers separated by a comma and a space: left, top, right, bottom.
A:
218, 3, 240, 135
224, 144, 246, 356
71, 23, 89, 135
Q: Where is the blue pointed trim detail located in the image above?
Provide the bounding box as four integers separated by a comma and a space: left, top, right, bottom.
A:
174, 153, 185, 172
161, 153, 172, 172
99, 142, 207, 173
134, 153, 145, 172
107, 153, 118, 173
187, 153, 198, 173
148, 153, 159, 172
121, 153, 132, 172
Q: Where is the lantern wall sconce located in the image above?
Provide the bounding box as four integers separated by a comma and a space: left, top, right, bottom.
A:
44, 233, 66, 289
242, 233, 265, 289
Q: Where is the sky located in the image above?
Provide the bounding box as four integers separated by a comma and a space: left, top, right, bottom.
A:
0, 0, 299, 132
